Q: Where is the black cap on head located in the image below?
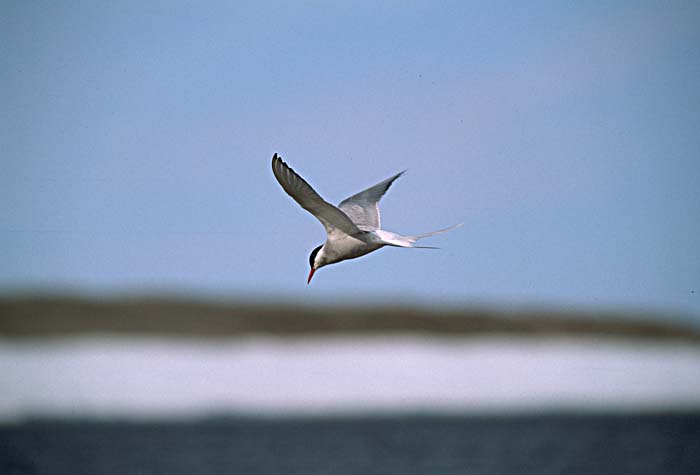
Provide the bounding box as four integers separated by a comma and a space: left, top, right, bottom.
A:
309, 245, 323, 268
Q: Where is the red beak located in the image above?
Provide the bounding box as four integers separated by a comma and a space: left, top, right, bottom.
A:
307, 268, 316, 285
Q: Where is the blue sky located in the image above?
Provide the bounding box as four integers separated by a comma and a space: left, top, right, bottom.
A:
2, 1, 699, 319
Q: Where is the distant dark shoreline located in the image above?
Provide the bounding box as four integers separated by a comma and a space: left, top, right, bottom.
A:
3, 413, 700, 475
1, 295, 698, 342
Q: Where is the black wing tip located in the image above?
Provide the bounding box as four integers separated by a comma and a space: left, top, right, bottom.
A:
273, 153, 295, 174
273, 154, 294, 177
271, 152, 308, 190
387, 169, 406, 183
272, 153, 288, 175
385, 169, 407, 187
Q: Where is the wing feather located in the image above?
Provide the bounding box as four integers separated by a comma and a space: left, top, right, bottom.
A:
272, 154, 360, 237
338, 170, 405, 230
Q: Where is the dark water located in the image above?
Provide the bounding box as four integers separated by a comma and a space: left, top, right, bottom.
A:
1, 413, 699, 475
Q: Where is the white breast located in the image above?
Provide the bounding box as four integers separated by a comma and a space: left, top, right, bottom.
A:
322, 232, 385, 265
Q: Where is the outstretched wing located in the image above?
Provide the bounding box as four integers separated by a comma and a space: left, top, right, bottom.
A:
272, 154, 361, 237
338, 170, 405, 231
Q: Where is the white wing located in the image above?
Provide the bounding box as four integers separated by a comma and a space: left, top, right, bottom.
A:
272, 154, 361, 237
338, 170, 405, 231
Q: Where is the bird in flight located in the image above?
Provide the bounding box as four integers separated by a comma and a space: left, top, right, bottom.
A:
272, 153, 462, 284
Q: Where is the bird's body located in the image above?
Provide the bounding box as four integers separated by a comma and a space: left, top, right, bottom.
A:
271, 153, 461, 283
314, 230, 383, 266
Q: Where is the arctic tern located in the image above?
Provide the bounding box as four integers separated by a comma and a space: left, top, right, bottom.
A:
271, 153, 462, 283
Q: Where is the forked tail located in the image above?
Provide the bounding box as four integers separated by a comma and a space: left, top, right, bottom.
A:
376, 223, 463, 249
